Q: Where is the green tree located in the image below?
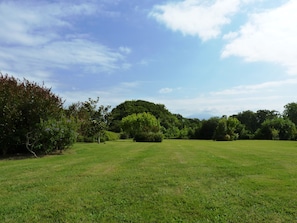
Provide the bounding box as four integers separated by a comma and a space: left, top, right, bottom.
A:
234, 110, 257, 134
121, 112, 160, 137
255, 118, 297, 140
121, 112, 162, 141
109, 100, 180, 138
0, 74, 69, 156
196, 117, 220, 139
213, 116, 241, 141
256, 109, 280, 128
283, 102, 297, 126
66, 97, 110, 143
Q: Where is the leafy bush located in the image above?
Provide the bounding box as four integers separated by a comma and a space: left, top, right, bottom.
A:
134, 132, 163, 142
120, 132, 130, 139
0, 74, 65, 156
35, 117, 78, 153
102, 131, 119, 142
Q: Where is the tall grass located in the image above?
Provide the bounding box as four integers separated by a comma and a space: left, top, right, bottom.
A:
1, 140, 297, 222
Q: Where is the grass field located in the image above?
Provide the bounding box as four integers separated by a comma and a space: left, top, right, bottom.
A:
1, 140, 297, 222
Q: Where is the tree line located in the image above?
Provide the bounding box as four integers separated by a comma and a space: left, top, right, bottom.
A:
1, 74, 297, 156
109, 101, 297, 141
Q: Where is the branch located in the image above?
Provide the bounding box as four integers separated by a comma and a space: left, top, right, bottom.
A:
26, 132, 38, 158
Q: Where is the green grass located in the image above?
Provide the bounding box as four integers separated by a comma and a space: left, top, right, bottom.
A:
1, 140, 297, 222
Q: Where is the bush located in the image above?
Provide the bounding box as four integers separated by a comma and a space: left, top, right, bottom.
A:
0, 74, 65, 156
134, 132, 163, 142
120, 132, 130, 139
36, 117, 78, 153
102, 131, 119, 141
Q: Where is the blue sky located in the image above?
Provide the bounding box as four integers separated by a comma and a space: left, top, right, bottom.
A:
1, 0, 297, 118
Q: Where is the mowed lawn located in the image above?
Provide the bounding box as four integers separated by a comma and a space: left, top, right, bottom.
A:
1, 140, 297, 223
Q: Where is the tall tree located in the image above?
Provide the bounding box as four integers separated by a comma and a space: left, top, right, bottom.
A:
235, 110, 258, 133
213, 116, 241, 141
66, 97, 110, 143
256, 109, 280, 128
283, 102, 297, 126
196, 117, 220, 139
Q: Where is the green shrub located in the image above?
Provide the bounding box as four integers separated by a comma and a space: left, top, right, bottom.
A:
102, 131, 119, 141
120, 132, 129, 139
134, 132, 163, 142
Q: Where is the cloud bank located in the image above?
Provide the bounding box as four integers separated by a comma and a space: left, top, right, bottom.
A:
222, 0, 297, 75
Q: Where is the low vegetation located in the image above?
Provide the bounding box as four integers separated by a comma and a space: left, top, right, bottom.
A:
1, 140, 297, 222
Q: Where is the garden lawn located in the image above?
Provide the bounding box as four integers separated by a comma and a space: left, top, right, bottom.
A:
1, 140, 297, 222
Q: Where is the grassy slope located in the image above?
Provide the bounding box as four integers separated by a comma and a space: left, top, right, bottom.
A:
1, 140, 297, 222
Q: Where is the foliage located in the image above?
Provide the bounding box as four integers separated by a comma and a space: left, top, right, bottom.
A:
255, 117, 297, 140
31, 116, 78, 153
195, 117, 220, 139
0, 74, 67, 155
121, 112, 161, 138
101, 131, 120, 142
283, 102, 297, 126
66, 97, 110, 143
213, 116, 241, 141
109, 100, 190, 138
134, 132, 163, 142
234, 110, 258, 133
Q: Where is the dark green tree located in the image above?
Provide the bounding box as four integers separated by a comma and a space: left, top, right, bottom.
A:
255, 118, 297, 140
0, 74, 73, 156
234, 110, 257, 135
255, 109, 280, 128
196, 117, 220, 139
283, 102, 297, 126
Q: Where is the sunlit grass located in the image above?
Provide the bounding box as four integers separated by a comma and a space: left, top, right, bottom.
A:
1, 140, 297, 222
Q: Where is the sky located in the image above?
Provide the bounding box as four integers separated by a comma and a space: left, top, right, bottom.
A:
1, 0, 297, 119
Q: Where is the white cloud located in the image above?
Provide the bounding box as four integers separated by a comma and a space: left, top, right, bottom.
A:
0, 1, 129, 84
0, 1, 95, 46
222, 0, 297, 75
150, 0, 241, 41
0, 39, 125, 76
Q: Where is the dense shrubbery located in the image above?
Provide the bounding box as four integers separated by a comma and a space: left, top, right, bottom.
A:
134, 132, 163, 142
0, 74, 75, 156
121, 112, 164, 142
115, 101, 297, 141
102, 131, 120, 142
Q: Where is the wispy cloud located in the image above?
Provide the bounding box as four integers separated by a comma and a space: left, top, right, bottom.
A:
222, 0, 297, 75
0, 1, 130, 84
211, 78, 297, 96
150, 0, 241, 41
151, 78, 297, 117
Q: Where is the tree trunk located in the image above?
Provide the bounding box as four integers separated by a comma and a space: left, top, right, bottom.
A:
26, 132, 38, 158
